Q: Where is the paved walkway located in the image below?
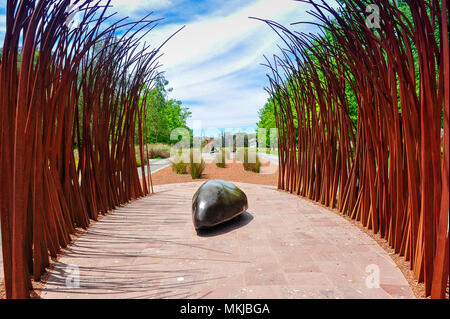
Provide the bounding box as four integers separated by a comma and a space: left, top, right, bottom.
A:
40, 182, 414, 299
258, 152, 279, 165
137, 158, 172, 178
0, 158, 172, 284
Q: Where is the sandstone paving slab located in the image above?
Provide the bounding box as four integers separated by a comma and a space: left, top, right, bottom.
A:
41, 182, 415, 299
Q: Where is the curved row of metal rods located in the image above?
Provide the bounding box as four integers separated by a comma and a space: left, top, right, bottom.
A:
0, 0, 168, 298
259, 0, 448, 298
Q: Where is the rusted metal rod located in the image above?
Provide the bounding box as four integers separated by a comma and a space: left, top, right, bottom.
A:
0, 0, 164, 298
260, 0, 449, 298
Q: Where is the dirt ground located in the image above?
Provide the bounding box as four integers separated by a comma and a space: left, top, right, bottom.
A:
149, 158, 278, 186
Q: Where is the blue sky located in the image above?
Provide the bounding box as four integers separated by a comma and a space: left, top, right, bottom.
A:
0, 2, 4, 38
0, 0, 321, 134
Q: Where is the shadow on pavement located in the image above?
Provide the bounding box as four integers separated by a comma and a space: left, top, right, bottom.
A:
196, 211, 254, 237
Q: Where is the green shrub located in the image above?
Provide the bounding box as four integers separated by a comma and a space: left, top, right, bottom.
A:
188, 150, 206, 179
244, 156, 261, 173
148, 143, 171, 159
238, 148, 261, 173
149, 147, 170, 159
135, 144, 171, 167
136, 156, 142, 167
134, 146, 146, 167
215, 148, 228, 168
172, 160, 187, 174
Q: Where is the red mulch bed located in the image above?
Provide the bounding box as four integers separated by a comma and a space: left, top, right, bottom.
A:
149, 158, 278, 186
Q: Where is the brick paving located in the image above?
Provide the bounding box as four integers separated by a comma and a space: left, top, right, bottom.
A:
40, 182, 415, 299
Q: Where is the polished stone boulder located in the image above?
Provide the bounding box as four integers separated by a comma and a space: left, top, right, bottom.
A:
192, 180, 248, 230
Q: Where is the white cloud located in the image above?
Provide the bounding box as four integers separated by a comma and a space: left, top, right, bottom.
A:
1, 0, 318, 129
104, 1, 320, 129
141, 0, 317, 129
140, 0, 173, 10
153, 0, 311, 74
0, 14, 5, 39
110, 0, 173, 16
186, 86, 269, 128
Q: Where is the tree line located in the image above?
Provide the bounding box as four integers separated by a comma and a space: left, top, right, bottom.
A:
143, 75, 191, 145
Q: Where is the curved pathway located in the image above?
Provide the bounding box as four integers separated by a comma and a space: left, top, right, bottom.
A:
40, 182, 414, 299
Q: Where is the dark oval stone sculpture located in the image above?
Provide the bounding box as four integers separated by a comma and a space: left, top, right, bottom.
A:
192, 180, 248, 230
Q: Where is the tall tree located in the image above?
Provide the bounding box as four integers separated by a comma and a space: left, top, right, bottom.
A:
145, 74, 191, 144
